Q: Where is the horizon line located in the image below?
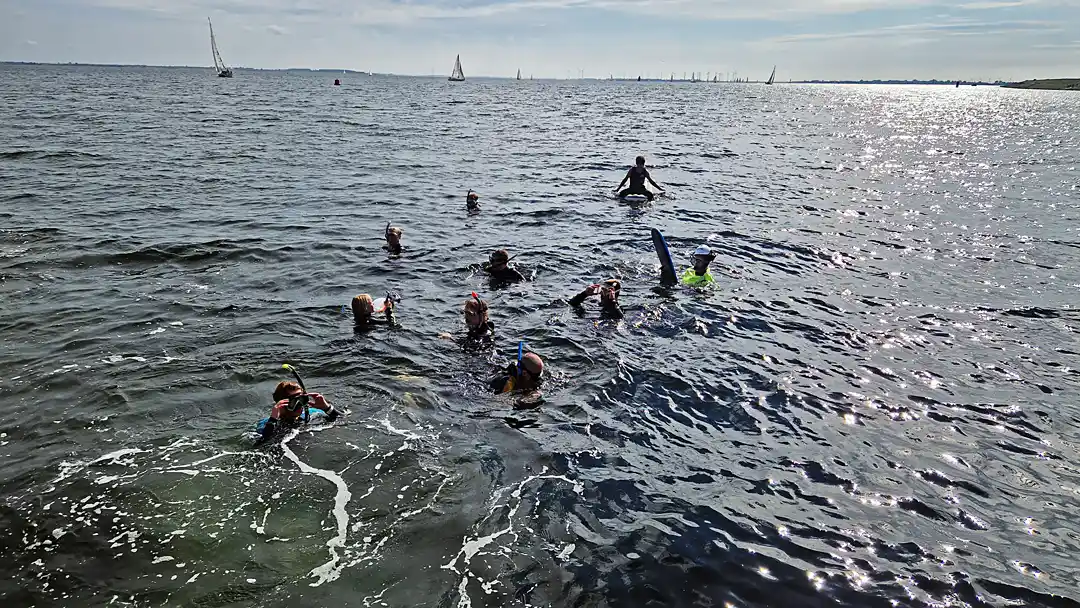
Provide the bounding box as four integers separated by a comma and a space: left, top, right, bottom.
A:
0, 61, 1016, 84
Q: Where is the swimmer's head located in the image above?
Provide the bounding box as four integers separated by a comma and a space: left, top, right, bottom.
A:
385, 226, 403, 249
519, 352, 544, 383
351, 294, 374, 322
600, 278, 621, 305
273, 381, 303, 402
635, 155, 645, 167
466, 190, 480, 211
464, 293, 489, 329
489, 249, 510, 270
691, 244, 715, 273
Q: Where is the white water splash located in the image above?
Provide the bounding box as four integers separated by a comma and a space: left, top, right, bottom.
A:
279, 425, 353, 587
441, 468, 583, 607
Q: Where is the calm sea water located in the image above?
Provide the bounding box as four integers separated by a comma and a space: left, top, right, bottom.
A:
2, 64, 1080, 608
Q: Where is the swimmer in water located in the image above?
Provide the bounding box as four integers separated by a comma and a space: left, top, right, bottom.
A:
352, 293, 396, 327
615, 155, 664, 201
483, 249, 526, 284
569, 278, 624, 319
256, 380, 340, 441
681, 245, 716, 286
464, 293, 495, 340
384, 224, 403, 255
490, 351, 544, 395
466, 190, 480, 212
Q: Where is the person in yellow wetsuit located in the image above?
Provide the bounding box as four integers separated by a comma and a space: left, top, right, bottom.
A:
681, 244, 716, 286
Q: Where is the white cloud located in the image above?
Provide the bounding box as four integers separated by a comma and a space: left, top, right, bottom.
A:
25, 40, 38, 46
267, 24, 288, 35
72, 0, 1076, 25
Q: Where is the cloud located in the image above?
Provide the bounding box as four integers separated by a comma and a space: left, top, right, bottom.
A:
25, 40, 38, 46
72, 0, 1077, 25
267, 24, 288, 35
761, 18, 1061, 45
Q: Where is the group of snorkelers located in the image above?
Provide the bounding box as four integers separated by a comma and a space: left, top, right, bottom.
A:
256, 155, 715, 441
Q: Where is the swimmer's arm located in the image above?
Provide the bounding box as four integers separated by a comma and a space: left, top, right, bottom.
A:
615, 169, 631, 190
646, 172, 663, 190
569, 284, 600, 307
309, 394, 341, 422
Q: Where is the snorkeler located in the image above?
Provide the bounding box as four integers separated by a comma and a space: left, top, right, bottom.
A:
681, 245, 716, 286
484, 249, 526, 284
489, 351, 544, 394
464, 292, 495, 340
615, 155, 664, 201
385, 224, 403, 254
466, 190, 480, 212
256, 379, 340, 441
569, 278, 624, 319
351, 293, 396, 327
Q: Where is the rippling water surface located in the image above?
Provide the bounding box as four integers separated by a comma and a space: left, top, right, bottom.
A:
2, 64, 1080, 607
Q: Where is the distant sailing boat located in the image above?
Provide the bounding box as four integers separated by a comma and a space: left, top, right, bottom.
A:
448, 55, 465, 82
765, 65, 776, 85
517, 69, 522, 81
208, 17, 233, 78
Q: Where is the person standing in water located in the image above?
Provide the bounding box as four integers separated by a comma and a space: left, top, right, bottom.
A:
256, 381, 340, 441
466, 190, 480, 212
352, 293, 396, 327
464, 293, 495, 340
484, 249, 526, 284
489, 352, 544, 395
615, 155, 664, 201
385, 224, 404, 255
681, 245, 716, 286
569, 278, 624, 319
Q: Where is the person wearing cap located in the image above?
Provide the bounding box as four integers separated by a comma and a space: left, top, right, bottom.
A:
489, 352, 544, 394
466, 190, 480, 212
483, 249, 526, 284
352, 293, 396, 327
682, 245, 716, 286
569, 278, 624, 319
384, 224, 404, 255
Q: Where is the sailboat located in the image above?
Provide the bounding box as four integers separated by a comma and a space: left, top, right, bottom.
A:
448, 55, 465, 82
208, 17, 233, 78
765, 65, 776, 85
517, 69, 522, 81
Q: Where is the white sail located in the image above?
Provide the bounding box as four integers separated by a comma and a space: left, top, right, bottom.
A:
766, 65, 776, 85
448, 55, 465, 81
208, 18, 233, 78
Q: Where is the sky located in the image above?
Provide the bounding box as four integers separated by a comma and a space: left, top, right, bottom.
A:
1, 0, 1079, 80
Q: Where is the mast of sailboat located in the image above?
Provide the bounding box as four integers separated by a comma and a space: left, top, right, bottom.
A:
449, 54, 465, 81
208, 17, 232, 77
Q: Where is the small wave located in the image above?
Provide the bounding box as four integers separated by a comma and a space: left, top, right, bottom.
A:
0, 150, 103, 162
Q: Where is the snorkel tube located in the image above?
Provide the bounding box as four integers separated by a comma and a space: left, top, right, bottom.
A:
516, 341, 525, 377
281, 363, 310, 423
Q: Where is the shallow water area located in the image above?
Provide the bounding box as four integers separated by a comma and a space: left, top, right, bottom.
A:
2, 65, 1080, 607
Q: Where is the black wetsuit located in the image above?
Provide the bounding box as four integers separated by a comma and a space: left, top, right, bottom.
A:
486, 265, 526, 284
463, 321, 496, 351
619, 166, 655, 201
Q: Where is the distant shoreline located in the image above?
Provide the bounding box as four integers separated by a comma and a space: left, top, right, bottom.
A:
0, 62, 1064, 87
1001, 78, 1080, 91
